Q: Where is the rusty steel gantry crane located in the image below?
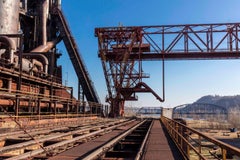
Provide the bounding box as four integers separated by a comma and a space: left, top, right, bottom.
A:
95, 23, 240, 117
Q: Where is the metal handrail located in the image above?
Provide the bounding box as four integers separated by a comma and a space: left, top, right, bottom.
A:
161, 116, 240, 160
0, 87, 103, 107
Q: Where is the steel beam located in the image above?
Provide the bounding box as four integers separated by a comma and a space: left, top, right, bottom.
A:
95, 22, 240, 117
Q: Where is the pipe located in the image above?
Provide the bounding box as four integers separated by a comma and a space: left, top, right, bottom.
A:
8, 78, 12, 93
0, 36, 16, 63
42, 0, 49, 45
0, 79, 3, 88
32, 59, 43, 72
0, 36, 16, 49
30, 39, 59, 53
135, 82, 165, 102
0, 99, 63, 108
0, 99, 14, 105
58, 0, 61, 9
22, 53, 49, 74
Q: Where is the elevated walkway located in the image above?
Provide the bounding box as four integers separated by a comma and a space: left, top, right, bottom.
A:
142, 120, 183, 160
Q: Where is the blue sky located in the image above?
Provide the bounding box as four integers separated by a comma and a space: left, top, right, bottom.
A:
58, 0, 240, 108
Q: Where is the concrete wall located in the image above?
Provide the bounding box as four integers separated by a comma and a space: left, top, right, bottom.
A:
162, 108, 173, 119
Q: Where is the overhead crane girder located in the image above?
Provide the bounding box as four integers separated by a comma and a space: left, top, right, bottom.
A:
95, 23, 240, 117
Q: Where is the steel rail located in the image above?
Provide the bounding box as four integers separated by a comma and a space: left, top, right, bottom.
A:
0, 119, 129, 154
6, 119, 136, 160
135, 120, 154, 160
82, 119, 147, 160
0, 119, 111, 140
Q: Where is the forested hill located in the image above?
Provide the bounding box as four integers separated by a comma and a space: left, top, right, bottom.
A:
193, 95, 240, 110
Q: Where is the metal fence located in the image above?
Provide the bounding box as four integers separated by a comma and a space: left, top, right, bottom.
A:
161, 116, 240, 160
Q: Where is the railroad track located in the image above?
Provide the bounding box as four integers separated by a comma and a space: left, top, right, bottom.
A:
0, 118, 154, 160
0, 118, 132, 159
48, 119, 153, 160
0, 115, 99, 134
81, 119, 153, 160
0, 118, 111, 139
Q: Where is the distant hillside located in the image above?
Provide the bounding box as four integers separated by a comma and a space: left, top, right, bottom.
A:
193, 95, 240, 110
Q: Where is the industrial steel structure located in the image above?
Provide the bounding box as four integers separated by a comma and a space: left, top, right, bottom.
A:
95, 23, 240, 117
0, 0, 100, 116
1, 1, 240, 159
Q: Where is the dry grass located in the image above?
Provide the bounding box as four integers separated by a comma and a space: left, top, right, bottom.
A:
186, 119, 240, 159
186, 119, 231, 130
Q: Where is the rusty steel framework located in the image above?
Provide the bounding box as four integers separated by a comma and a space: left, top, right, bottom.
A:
95, 23, 240, 117
0, 0, 101, 117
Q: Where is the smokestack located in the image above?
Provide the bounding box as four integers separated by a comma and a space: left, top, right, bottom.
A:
0, 0, 20, 46
0, 0, 19, 63
0, 0, 20, 35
